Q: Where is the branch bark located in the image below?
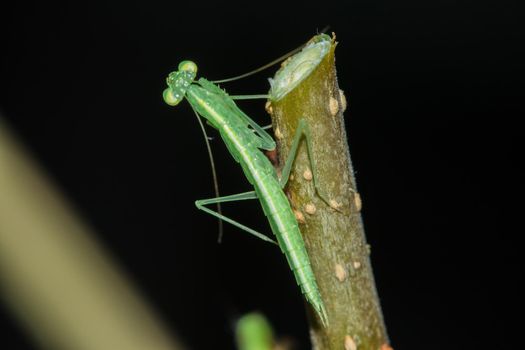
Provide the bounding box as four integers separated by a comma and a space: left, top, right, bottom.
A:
268, 35, 390, 350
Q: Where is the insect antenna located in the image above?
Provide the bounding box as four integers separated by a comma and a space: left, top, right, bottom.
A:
211, 47, 303, 84
190, 105, 224, 243
211, 26, 330, 84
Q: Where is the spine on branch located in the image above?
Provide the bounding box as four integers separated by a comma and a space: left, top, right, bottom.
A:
267, 34, 390, 350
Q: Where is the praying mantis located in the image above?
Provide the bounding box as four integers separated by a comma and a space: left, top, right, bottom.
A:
163, 34, 334, 326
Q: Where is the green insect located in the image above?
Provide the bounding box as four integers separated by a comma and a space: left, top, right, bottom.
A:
163, 34, 333, 326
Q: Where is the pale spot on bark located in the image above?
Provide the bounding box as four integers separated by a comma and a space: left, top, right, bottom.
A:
303, 168, 313, 181
305, 203, 317, 215
265, 100, 273, 114
274, 127, 283, 140
354, 192, 362, 212
294, 209, 306, 224
339, 89, 347, 112
335, 264, 347, 282
344, 335, 357, 350
329, 199, 342, 210
329, 96, 339, 116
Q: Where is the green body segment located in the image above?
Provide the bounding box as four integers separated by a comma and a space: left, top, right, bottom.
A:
164, 64, 328, 326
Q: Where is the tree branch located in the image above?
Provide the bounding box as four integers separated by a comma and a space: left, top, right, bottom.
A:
268, 34, 390, 350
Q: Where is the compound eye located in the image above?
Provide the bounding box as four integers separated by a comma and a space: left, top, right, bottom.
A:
163, 88, 182, 106
178, 60, 197, 74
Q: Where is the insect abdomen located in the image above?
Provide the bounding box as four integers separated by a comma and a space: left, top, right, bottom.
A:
200, 100, 329, 325
254, 172, 328, 326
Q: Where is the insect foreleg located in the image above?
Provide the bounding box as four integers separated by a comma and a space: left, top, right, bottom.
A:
234, 108, 275, 150
195, 191, 277, 244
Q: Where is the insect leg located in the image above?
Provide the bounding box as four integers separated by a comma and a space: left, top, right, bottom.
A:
278, 118, 340, 210
230, 95, 269, 100
234, 107, 275, 150
195, 191, 277, 244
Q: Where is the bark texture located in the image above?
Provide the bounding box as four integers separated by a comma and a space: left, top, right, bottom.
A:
268, 36, 390, 350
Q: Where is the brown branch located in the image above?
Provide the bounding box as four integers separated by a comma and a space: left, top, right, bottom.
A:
267, 34, 390, 350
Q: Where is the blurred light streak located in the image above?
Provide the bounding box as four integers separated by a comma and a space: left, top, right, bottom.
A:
0, 117, 185, 350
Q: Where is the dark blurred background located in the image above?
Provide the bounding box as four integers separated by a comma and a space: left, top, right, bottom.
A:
0, 0, 522, 348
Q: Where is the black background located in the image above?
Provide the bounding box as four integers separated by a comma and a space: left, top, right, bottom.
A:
0, 0, 522, 349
